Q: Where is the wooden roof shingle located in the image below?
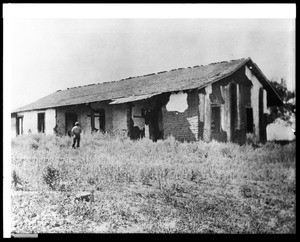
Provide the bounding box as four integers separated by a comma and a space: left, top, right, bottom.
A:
12, 57, 282, 113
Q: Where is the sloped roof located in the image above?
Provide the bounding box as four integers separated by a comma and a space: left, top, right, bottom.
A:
12, 57, 282, 113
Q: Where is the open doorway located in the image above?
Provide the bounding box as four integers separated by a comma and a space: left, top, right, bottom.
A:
246, 107, 254, 133
16, 116, 23, 136
37, 113, 45, 133
211, 105, 221, 133
143, 107, 163, 142
65, 113, 78, 136
94, 109, 105, 132
91, 109, 105, 133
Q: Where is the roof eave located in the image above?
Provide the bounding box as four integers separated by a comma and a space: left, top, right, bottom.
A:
196, 57, 252, 91
248, 61, 283, 106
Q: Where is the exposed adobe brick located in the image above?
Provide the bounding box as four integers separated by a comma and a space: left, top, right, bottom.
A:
162, 91, 199, 142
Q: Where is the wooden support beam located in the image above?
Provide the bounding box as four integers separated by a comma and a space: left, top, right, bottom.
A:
227, 84, 232, 142
203, 85, 212, 142
90, 109, 95, 131
220, 85, 231, 142
236, 83, 241, 130
198, 93, 205, 123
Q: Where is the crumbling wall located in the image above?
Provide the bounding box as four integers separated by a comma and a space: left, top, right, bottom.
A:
127, 97, 163, 140
162, 90, 199, 142
218, 68, 252, 144
56, 105, 92, 136
44, 109, 56, 134
245, 65, 268, 143
112, 104, 128, 134
203, 85, 212, 142
127, 101, 146, 139
197, 67, 253, 144
17, 109, 56, 135
199, 83, 228, 143
18, 111, 38, 134
91, 102, 113, 133
132, 102, 145, 130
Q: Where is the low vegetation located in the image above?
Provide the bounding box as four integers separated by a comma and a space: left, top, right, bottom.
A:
11, 133, 295, 233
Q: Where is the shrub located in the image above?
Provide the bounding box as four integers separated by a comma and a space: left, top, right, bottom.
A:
12, 170, 22, 187
43, 166, 60, 190
30, 140, 39, 150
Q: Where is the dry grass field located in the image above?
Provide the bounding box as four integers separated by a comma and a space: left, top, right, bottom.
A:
11, 133, 295, 233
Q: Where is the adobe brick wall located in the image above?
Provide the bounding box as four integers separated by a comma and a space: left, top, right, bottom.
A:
162, 90, 199, 142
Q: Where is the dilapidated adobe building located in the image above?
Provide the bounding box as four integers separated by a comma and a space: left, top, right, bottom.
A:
11, 58, 282, 144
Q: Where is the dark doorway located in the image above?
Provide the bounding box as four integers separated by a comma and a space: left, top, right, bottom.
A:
259, 88, 266, 142
98, 109, 106, 132
246, 108, 254, 133
143, 107, 163, 142
230, 83, 237, 141
211, 106, 221, 133
38, 113, 45, 133
65, 113, 78, 136
16, 116, 23, 136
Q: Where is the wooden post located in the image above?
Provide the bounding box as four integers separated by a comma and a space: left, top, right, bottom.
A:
198, 93, 205, 123
220, 86, 226, 132
221, 85, 231, 142
203, 85, 212, 142
227, 84, 232, 142
236, 84, 241, 130
126, 103, 132, 138
90, 108, 95, 131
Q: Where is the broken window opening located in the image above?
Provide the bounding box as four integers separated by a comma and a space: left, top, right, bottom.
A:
37, 113, 45, 133
91, 109, 105, 132
127, 104, 145, 140
211, 106, 221, 133
246, 107, 254, 133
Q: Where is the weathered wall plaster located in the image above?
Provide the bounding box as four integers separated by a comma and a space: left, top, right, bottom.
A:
245, 66, 264, 142
187, 116, 198, 139
220, 85, 231, 141
203, 84, 212, 142
236, 83, 241, 129
91, 102, 113, 132
162, 91, 199, 142
17, 109, 56, 135
263, 89, 269, 114
11, 117, 17, 137
198, 93, 205, 123
112, 104, 128, 134
56, 105, 92, 135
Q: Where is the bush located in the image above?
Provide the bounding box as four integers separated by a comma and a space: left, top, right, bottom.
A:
11, 133, 296, 233
12, 170, 21, 187
43, 166, 60, 190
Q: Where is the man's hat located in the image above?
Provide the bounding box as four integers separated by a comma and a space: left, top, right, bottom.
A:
75, 122, 79, 125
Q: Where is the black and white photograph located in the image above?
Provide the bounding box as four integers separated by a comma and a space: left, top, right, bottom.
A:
3, 4, 295, 236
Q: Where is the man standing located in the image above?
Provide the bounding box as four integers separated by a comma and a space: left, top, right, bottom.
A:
71, 122, 82, 148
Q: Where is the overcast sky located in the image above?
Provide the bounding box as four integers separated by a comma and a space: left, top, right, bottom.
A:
5, 8, 295, 110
